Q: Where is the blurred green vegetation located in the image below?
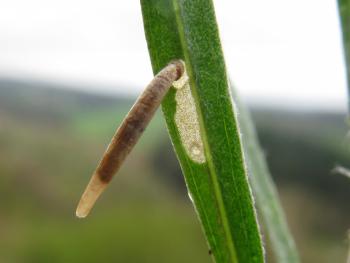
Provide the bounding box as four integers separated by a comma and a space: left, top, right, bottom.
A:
0, 79, 349, 262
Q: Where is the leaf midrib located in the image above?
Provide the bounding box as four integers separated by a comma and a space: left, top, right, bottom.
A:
172, 1, 238, 262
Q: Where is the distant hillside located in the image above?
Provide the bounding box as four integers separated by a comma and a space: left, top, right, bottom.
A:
1, 78, 349, 194
0, 78, 133, 123
1, 78, 349, 263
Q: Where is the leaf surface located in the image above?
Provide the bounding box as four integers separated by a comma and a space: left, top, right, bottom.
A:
140, 1, 264, 262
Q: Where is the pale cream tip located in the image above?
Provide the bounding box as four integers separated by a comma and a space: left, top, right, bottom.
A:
76, 210, 87, 219
75, 174, 107, 218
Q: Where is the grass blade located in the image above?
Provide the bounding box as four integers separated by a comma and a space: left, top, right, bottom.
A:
231, 84, 299, 263
338, 0, 350, 100
140, 1, 264, 262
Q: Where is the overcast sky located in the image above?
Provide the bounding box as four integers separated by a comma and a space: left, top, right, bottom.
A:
0, 0, 347, 111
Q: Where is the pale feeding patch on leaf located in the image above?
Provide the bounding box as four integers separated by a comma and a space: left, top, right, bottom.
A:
173, 62, 206, 164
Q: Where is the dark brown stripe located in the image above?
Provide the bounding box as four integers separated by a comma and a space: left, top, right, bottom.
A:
95, 60, 184, 183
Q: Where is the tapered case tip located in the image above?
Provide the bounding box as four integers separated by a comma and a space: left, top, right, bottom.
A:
75, 174, 107, 218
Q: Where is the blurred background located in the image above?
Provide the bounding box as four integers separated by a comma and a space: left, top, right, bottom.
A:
0, 0, 350, 262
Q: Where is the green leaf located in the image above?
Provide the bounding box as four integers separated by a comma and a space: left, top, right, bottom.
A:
231, 84, 299, 263
338, 0, 350, 100
140, 1, 264, 262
